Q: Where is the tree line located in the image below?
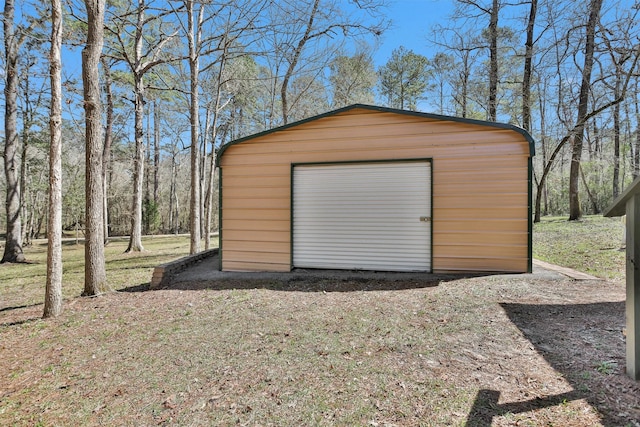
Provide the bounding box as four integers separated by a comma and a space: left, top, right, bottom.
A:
2, 0, 639, 317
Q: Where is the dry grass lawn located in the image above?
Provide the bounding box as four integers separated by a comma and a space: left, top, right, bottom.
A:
1, 221, 639, 426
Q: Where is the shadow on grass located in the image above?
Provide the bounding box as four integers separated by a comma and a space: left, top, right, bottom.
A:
119, 283, 151, 293
1, 317, 41, 327
466, 389, 583, 426
105, 254, 190, 268
466, 301, 639, 426
0, 303, 42, 313
0, 259, 41, 266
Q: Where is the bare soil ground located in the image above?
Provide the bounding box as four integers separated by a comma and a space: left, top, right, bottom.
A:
2, 255, 639, 426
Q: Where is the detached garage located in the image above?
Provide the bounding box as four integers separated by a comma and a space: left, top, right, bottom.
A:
217, 104, 535, 274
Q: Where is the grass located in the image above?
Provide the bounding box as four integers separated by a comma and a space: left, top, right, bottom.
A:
532, 215, 626, 280
1, 222, 639, 426
0, 235, 216, 310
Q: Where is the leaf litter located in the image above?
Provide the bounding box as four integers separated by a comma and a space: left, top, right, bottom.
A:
1, 270, 639, 426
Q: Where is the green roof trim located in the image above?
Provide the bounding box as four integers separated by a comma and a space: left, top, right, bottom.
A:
216, 103, 536, 164
604, 175, 640, 217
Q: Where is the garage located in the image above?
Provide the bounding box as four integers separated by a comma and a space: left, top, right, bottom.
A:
293, 161, 432, 272
216, 104, 534, 274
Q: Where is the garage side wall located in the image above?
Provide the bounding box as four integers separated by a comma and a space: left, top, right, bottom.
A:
219, 108, 531, 273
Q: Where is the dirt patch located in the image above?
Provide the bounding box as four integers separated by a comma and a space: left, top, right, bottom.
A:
1, 269, 639, 426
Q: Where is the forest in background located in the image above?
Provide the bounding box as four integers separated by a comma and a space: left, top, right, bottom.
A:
2, 0, 640, 248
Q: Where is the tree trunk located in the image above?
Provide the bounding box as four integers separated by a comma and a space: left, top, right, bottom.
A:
534, 134, 571, 222
579, 163, 598, 214
203, 128, 219, 251
534, 81, 548, 221
2, 0, 25, 263
44, 0, 63, 318
20, 60, 31, 247
169, 150, 177, 234
592, 119, 600, 156
522, 0, 537, 133
124, 0, 149, 252
153, 100, 160, 204
126, 72, 146, 252
101, 57, 114, 244
635, 83, 640, 179
142, 106, 153, 236
624, 98, 632, 182
144, 110, 152, 235
82, 0, 108, 296
613, 74, 621, 198
204, 163, 217, 250
568, 0, 603, 221
487, 0, 499, 122
20, 141, 30, 247
460, 53, 469, 118
204, 52, 226, 251
187, 0, 201, 254
200, 130, 206, 241
203, 108, 214, 251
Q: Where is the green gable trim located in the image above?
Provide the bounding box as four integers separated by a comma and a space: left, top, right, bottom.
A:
216, 104, 536, 165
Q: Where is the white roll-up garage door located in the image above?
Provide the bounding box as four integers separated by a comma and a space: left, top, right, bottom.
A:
293, 161, 431, 272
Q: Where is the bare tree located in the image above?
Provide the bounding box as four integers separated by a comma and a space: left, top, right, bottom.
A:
430, 25, 481, 118
101, 57, 116, 244
185, 0, 202, 254
82, 0, 108, 295
533, 46, 640, 222
174, 0, 269, 253
2, 0, 26, 263
153, 101, 160, 204
427, 52, 455, 114
568, 0, 603, 220
106, 0, 181, 252
44, 0, 63, 318
203, 55, 227, 251
280, 0, 320, 125
488, 0, 499, 121
522, 0, 537, 133
17, 42, 49, 248
453, 0, 502, 121
269, 0, 386, 124
599, 6, 640, 198
635, 79, 640, 179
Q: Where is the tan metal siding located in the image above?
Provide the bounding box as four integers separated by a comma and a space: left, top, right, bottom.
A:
220, 109, 530, 272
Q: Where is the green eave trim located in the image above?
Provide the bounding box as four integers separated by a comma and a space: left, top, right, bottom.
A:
216, 104, 536, 166
604, 175, 640, 217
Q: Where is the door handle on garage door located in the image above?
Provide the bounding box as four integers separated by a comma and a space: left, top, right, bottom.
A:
419, 216, 431, 222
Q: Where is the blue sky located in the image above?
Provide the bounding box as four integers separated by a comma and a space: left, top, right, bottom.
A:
373, 0, 454, 65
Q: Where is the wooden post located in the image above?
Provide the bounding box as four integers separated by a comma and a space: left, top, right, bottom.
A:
604, 175, 640, 381
625, 196, 640, 380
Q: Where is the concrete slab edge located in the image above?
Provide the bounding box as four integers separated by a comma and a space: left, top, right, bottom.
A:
532, 258, 600, 281
151, 248, 219, 289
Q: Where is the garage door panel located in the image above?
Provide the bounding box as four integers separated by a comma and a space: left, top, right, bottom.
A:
294, 244, 430, 254
293, 161, 431, 272
295, 230, 431, 239
294, 257, 429, 271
